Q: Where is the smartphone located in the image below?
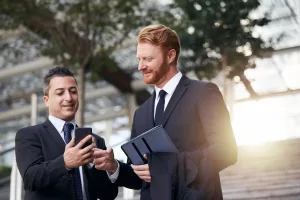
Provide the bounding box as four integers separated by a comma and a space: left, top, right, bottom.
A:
75, 127, 93, 149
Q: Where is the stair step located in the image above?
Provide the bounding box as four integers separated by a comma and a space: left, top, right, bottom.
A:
223, 187, 300, 200
0, 183, 10, 200
222, 181, 300, 194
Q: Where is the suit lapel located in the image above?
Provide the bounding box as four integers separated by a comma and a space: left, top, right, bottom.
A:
163, 76, 190, 126
42, 119, 66, 152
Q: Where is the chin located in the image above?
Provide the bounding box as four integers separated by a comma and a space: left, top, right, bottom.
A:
63, 113, 76, 120
143, 76, 157, 85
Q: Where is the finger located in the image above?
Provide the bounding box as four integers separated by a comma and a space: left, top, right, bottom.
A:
81, 151, 93, 160
92, 149, 107, 158
106, 148, 115, 160
94, 163, 107, 170
139, 176, 151, 182
133, 170, 150, 177
76, 135, 92, 149
144, 178, 151, 183
92, 136, 96, 148
143, 154, 147, 160
131, 164, 149, 171
81, 158, 93, 165
93, 156, 107, 165
80, 143, 94, 155
106, 148, 113, 154
66, 138, 75, 148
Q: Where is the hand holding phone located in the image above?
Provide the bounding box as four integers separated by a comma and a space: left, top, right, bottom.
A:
75, 127, 93, 149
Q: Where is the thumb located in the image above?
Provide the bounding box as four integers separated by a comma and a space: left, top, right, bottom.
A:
144, 154, 147, 160
106, 148, 112, 154
66, 138, 75, 148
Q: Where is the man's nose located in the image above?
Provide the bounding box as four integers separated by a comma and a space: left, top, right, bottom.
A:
64, 91, 72, 101
138, 61, 146, 71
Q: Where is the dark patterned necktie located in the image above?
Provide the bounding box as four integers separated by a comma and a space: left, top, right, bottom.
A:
155, 90, 167, 126
63, 123, 83, 200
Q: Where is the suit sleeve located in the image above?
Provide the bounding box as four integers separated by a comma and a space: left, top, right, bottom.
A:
15, 127, 68, 191
86, 135, 118, 200
195, 83, 238, 172
115, 111, 143, 189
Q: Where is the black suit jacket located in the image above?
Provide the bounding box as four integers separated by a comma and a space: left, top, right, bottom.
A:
116, 76, 238, 199
15, 119, 118, 200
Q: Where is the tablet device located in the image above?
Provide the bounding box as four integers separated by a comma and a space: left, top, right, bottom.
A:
121, 125, 178, 165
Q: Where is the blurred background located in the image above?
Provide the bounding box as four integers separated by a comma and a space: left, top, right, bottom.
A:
0, 0, 299, 199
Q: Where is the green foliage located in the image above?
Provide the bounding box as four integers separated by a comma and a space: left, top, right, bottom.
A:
0, 0, 274, 86
168, 0, 272, 80
0, 0, 167, 78
0, 165, 11, 179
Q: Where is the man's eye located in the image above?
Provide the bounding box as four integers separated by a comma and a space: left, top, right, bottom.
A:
147, 58, 153, 62
71, 90, 78, 94
56, 93, 63, 96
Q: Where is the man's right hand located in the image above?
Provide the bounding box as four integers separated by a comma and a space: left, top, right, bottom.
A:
63, 135, 95, 169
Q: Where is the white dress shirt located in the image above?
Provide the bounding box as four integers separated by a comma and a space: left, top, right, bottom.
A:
48, 115, 87, 200
154, 71, 183, 117
110, 71, 183, 182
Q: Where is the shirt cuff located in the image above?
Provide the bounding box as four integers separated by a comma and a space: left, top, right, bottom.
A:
88, 162, 94, 169
106, 160, 120, 183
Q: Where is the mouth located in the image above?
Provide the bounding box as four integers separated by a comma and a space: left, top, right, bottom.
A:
143, 72, 152, 77
62, 105, 74, 109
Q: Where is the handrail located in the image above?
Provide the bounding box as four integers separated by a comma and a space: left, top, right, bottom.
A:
0, 137, 130, 157
0, 147, 15, 157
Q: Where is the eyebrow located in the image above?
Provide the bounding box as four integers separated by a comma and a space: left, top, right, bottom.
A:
136, 56, 154, 59
54, 87, 77, 91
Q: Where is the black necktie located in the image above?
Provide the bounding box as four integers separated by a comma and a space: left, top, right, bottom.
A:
155, 90, 167, 126
63, 123, 83, 200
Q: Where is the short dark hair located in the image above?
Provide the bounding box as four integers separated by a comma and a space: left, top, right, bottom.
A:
43, 67, 77, 96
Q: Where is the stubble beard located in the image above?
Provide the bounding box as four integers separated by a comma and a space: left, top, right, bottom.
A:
143, 59, 169, 86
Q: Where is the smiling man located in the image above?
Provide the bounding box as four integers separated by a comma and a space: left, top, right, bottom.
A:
15, 67, 118, 200
93, 24, 238, 200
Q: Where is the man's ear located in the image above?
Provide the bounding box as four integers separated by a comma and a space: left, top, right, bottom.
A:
167, 49, 176, 64
44, 95, 49, 107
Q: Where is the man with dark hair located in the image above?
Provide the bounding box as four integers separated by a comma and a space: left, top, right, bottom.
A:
15, 67, 118, 200
93, 25, 238, 199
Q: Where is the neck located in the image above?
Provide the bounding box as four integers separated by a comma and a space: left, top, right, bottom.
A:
155, 66, 178, 88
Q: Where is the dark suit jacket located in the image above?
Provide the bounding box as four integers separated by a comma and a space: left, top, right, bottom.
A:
15, 119, 118, 200
116, 75, 238, 200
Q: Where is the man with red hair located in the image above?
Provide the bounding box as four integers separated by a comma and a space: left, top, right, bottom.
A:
93, 24, 238, 200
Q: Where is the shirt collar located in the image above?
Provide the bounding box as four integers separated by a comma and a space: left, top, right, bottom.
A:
48, 115, 75, 133
155, 71, 183, 100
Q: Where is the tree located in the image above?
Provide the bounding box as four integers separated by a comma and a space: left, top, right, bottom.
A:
168, 0, 273, 98
0, 0, 166, 125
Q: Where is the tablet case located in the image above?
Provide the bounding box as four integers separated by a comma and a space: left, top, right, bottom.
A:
121, 125, 178, 165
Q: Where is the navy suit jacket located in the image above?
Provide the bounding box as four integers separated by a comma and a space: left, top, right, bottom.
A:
116, 76, 238, 199
15, 119, 118, 200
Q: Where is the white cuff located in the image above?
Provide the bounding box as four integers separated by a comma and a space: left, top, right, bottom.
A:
88, 162, 94, 169
106, 160, 120, 183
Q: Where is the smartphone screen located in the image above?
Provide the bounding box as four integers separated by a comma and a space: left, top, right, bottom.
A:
75, 127, 93, 149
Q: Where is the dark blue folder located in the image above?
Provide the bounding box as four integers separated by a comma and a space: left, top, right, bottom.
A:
121, 125, 178, 165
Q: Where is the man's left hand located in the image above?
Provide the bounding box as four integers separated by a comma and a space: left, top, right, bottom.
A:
131, 154, 151, 183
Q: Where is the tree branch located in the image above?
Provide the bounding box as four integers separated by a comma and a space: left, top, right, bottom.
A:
284, 0, 299, 25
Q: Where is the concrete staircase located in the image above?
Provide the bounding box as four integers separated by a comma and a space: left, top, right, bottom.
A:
220, 138, 300, 200
0, 181, 10, 200
1, 139, 300, 200
116, 138, 300, 200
